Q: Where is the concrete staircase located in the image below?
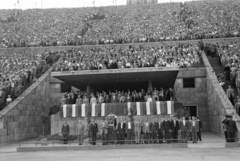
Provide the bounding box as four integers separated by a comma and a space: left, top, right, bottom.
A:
207, 56, 238, 103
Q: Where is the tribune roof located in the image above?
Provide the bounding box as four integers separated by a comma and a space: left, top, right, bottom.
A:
51, 67, 179, 89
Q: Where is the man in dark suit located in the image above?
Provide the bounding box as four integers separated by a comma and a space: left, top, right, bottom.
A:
126, 117, 134, 144
62, 120, 70, 144
90, 119, 98, 145
153, 118, 159, 143
226, 115, 238, 142
163, 117, 171, 143
157, 118, 163, 143
149, 119, 154, 143
101, 118, 108, 145
117, 118, 126, 144
171, 117, 179, 143
197, 117, 202, 141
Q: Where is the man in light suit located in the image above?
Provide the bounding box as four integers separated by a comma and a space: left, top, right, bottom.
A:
101, 118, 108, 145
190, 116, 199, 143
62, 120, 70, 144
134, 117, 141, 144
76, 120, 84, 145
143, 118, 150, 144
179, 117, 188, 143
126, 117, 133, 144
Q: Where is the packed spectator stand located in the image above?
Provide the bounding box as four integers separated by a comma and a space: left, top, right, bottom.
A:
0, 50, 60, 111
61, 87, 175, 105
52, 43, 202, 71
0, 0, 240, 48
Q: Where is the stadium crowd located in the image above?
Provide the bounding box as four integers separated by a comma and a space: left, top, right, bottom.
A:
0, 0, 240, 47
61, 87, 175, 105
0, 50, 60, 111
52, 43, 202, 71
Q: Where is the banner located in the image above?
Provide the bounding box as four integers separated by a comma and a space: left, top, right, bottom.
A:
60, 101, 179, 118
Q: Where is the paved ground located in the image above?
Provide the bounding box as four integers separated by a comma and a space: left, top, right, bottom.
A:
0, 133, 239, 161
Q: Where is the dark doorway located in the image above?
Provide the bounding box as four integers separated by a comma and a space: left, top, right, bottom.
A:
183, 106, 198, 117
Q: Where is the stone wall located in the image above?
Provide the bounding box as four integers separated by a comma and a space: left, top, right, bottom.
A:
174, 68, 209, 131
201, 53, 240, 137
50, 67, 209, 134
0, 67, 55, 145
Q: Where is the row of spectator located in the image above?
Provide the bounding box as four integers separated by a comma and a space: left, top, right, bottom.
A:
0, 50, 60, 111
52, 43, 202, 71
1, 1, 240, 48
61, 88, 175, 105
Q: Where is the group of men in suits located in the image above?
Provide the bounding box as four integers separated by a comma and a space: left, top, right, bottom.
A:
222, 114, 238, 142
61, 116, 203, 145
115, 116, 202, 144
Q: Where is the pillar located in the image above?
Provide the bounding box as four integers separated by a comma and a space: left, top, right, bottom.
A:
86, 84, 91, 96
148, 81, 153, 92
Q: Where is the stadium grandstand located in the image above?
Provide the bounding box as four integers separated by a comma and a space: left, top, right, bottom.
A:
0, 0, 240, 152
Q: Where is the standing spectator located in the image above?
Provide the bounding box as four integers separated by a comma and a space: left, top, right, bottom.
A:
171, 116, 179, 143
126, 117, 133, 144
226, 85, 235, 105
134, 117, 141, 144
143, 118, 150, 144
197, 117, 203, 142
76, 119, 84, 145
61, 120, 70, 144
235, 99, 240, 116
90, 119, 98, 145
225, 115, 238, 142
117, 118, 126, 144
222, 115, 229, 142
101, 118, 108, 145
190, 116, 199, 143
179, 117, 188, 143
236, 76, 240, 96
6, 95, 12, 105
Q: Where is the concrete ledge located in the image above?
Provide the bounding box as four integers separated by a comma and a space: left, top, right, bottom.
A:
17, 143, 188, 152
225, 142, 240, 148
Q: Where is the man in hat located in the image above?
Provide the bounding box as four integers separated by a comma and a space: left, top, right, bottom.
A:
62, 120, 70, 144
190, 116, 199, 143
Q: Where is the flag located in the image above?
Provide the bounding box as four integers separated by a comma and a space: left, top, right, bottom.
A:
167, 101, 174, 114
156, 101, 161, 115
146, 102, 154, 115
91, 104, 96, 117
91, 103, 101, 117
72, 104, 76, 117
135, 102, 141, 115
81, 104, 86, 117
124, 102, 133, 115
101, 103, 106, 117
63, 104, 67, 118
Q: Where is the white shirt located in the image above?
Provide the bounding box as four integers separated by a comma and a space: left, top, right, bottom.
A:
193, 121, 195, 127
146, 122, 149, 127
121, 122, 123, 129
183, 120, 185, 126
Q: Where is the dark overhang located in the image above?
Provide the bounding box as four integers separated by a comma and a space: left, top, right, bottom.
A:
51, 67, 179, 89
